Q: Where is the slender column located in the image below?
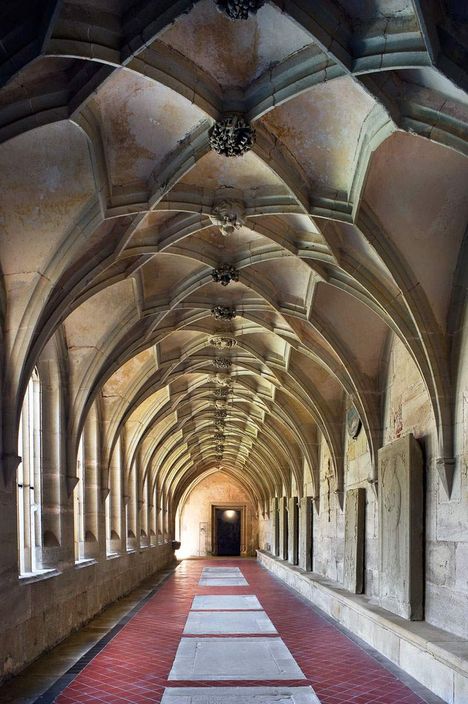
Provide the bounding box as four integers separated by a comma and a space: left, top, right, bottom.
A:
0, 455, 21, 579
278, 497, 288, 560
83, 409, 100, 559
270, 497, 279, 556
149, 480, 157, 545
127, 464, 138, 551
288, 497, 299, 565
40, 378, 63, 568
299, 497, 312, 571
108, 437, 123, 554
138, 458, 149, 548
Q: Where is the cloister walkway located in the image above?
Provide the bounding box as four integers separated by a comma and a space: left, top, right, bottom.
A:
2, 560, 444, 704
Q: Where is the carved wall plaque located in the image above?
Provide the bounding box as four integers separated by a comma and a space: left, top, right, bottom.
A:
346, 406, 362, 439
343, 487, 365, 593
378, 433, 424, 620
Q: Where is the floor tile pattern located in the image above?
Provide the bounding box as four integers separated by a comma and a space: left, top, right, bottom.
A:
49, 559, 439, 704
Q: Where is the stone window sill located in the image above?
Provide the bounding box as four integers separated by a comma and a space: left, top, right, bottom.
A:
106, 552, 121, 560
19, 568, 60, 585
74, 558, 98, 570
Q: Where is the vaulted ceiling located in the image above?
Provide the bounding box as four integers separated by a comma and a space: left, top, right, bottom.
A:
0, 0, 467, 512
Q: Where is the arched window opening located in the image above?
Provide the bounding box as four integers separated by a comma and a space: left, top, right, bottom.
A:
17, 368, 42, 575
74, 436, 85, 562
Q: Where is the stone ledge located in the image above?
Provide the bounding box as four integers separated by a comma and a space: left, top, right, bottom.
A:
18, 568, 60, 585
257, 550, 468, 704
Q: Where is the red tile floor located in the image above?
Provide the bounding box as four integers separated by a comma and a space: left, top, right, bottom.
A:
50, 559, 435, 704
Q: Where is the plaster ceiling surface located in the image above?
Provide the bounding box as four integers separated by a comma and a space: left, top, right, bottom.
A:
0, 0, 467, 510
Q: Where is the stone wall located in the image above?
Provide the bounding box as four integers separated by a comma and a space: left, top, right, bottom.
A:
177, 472, 258, 557
0, 543, 174, 683
258, 331, 468, 639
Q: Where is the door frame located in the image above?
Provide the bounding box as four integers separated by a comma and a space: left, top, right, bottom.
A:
211, 503, 246, 556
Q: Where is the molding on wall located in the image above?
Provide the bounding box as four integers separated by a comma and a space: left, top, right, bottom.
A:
257, 550, 468, 704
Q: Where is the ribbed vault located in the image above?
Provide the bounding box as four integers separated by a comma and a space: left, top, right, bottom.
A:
0, 0, 467, 532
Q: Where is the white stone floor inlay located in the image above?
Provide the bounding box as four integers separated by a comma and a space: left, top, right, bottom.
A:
202, 567, 242, 574
198, 577, 249, 586
192, 595, 262, 610
184, 610, 277, 634
168, 637, 306, 681
161, 686, 320, 703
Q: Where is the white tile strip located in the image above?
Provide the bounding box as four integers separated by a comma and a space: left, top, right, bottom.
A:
184, 610, 277, 634
192, 595, 262, 610
168, 637, 306, 681
161, 686, 320, 703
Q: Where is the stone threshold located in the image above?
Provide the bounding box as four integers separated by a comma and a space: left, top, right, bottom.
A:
257, 550, 468, 704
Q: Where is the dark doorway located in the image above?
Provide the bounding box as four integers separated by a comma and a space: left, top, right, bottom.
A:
215, 508, 241, 556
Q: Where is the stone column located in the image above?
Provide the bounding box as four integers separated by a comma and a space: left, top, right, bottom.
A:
343, 487, 365, 593
299, 497, 312, 571
40, 380, 64, 568
83, 409, 100, 559
127, 463, 139, 551
108, 438, 123, 554
278, 497, 288, 560
270, 497, 279, 555
149, 480, 157, 546
378, 433, 424, 620
0, 455, 22, 580
288, 497, 299, 564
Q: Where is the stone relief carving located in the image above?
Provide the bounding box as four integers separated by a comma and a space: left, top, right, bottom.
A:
208, 334, 237, 348
213, 357, 232, 369
209, 115, 256, 157
211, 305, 237, 320
210, 201, 246, 236
215, 400, 227, 409
215, 409, 228, 419
210, 372, 232, 387
214, 387, 231, 397
211, 264, 240, 285
214, 432, 225, 442
215, 0, 265, 20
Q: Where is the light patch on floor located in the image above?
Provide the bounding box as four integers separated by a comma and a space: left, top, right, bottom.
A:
160, 686, 320, 703
191, 595, 262, 610
168, 637, 306, 681
183, 610, 277, 634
